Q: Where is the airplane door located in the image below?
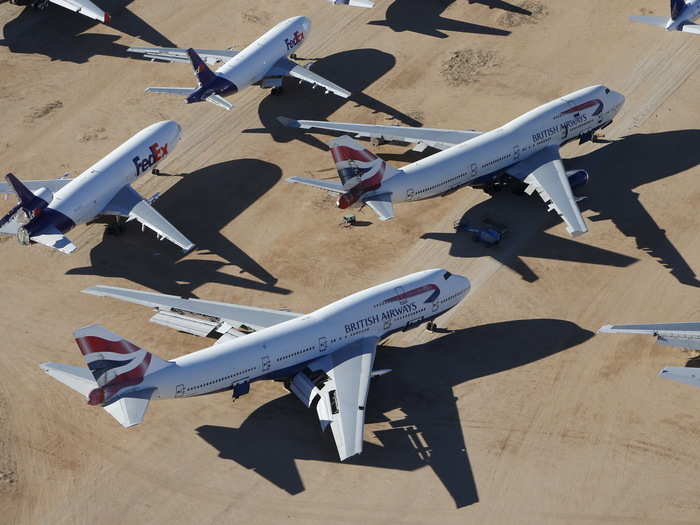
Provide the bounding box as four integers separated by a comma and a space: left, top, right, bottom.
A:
175, 384, 185, 398
261, 356, 270, 372
513, 144, 520, 161
561, 124, 569, 141
470, 163, 478, 178
319, 337, 328, 352
406, 188, 415, 201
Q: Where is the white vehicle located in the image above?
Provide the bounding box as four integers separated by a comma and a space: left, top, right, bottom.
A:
600, 323, 700, 388
630, 0, 700, 33
40, 269, 469, 460
127, 16, 350, 111
8, 0, 110, 23
0, 121, 193, 253
283, 84, 625, 237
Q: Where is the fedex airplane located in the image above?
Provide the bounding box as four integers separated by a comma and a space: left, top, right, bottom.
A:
600, 323, 700, 389
282, 84, 626, 237
630, 0, 700, 33
0, 121, 193, 254
40, 269, 470, 460
127, 16, 351, 111
5, 0, 110, 23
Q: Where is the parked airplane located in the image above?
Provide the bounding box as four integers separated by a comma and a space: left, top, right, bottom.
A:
600, 323, 700, 388
0, 121, 193, 253
282, 84, 625, 237
630, 0, 700, 33
40, 269, 469, 460
127, 16, 351, 111
6, 0, 110, 23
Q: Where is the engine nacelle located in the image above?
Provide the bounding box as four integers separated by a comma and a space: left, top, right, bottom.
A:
566, 169, 589, 189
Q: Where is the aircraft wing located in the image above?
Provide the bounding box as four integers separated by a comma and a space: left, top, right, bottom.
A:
82, 285, 303, 341
599, 323, 700, 351
127, 47, 238, 65
267, 59, 351, 98
286, 177, 344, 194
363, 192, 395, 221
0, 178, 72, 195
50, 0, 108, 23
101, 186, 194, 252
31, 225, 77, 254
507, 146, 587, 237
279, 117, 481, 152
294, 337, 377, 461
658, 367, 700, 389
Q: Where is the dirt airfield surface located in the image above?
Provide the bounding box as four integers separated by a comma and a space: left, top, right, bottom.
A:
1, 0, 699, 523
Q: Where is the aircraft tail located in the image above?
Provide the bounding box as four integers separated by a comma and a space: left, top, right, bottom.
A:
671, 0, 686, 19
5, 173, 36, 208
74, 324, 170, 406
329, 135, 398, 190
186, 48, 216, 86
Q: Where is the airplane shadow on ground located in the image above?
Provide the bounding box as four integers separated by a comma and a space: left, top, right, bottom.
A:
0, 0, 174, 63
197, 319, 594, 509
249, 48, 421, 151
368, 0, 511, 38
422, 130, 700, 285
67, 159, 290, 298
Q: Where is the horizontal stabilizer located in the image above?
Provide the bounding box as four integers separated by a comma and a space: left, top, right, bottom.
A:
364, 193, 395, 221
206, 94, 233, 110
681, 24, 700, 34
39, 362, 97, 398
31, 226, 77, 254
629, 15, 669, 28
145, 87, 196, 96
128, 47, 238, 65
286, 176, 344, 194
103, 389, 155, 428
658, 367, 700, 389
50, 0, 109, 23
0, 220, 19, 235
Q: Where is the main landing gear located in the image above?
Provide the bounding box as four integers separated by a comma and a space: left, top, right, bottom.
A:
106, 217, 125, 236
271, 86, 284, 96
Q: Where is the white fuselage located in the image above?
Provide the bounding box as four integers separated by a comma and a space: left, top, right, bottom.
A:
216, 16, 311, 91
133, 269, 469, 401
668, 0, 700, 29
377, 85, 625, 204
47, 121, 181, 225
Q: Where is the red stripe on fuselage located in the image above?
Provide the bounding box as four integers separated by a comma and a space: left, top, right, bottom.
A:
562, 99, 602, 115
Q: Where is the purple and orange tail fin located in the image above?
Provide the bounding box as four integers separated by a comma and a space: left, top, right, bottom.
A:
186, 48, 216, 86
5, 173, 36, 208
74, 325, 169, 405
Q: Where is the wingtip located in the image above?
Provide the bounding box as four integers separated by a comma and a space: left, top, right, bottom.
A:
598, 325, 615, 333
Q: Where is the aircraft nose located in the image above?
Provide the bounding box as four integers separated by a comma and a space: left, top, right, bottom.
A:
455, 274, 471, 297
613, 91, 626, 109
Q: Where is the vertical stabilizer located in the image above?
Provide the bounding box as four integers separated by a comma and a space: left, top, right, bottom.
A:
74, 324, 170, 405
186, 48, 216, 86
5, 173, 37, 208
671, 0, 686, 19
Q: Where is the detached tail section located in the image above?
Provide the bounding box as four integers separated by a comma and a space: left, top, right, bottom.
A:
187, 48, 216, 85
40, 324, 171, 428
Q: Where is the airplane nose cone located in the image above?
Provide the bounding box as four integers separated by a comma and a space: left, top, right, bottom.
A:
614, 91, 626, 108
453, 274, 471, 297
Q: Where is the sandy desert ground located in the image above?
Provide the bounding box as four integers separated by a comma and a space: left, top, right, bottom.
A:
0, 0, 699, 523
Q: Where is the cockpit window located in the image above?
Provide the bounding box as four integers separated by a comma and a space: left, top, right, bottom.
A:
605, 88, 610, 94
443, 271, 452, 280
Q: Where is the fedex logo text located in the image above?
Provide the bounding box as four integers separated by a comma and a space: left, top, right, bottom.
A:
285, 31, 304, 51
133, 143, 169, 176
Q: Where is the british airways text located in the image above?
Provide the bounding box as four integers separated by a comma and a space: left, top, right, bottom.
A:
133, 143, 168, 176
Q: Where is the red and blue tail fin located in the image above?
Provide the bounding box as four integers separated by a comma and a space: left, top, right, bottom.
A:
328, 135, 397, 191
186, 48, 216, 86
74, 325, 169, 405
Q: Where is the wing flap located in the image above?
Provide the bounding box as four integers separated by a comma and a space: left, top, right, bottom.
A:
508, 147, 587, 237
268, 59, 350, 98
279, 117, 481, 151
128, 47, 238, 64
83, 285, 302, 333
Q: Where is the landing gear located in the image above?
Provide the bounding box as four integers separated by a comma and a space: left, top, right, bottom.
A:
426, 321, 437, 332
106, 217, 125, 236
271, 86, 284, 96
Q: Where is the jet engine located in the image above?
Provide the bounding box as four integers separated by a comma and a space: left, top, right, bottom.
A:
566, 169, 589, 189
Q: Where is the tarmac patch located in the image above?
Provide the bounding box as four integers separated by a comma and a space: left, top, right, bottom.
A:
498, 1, 548, 28
441, 49, 500, 86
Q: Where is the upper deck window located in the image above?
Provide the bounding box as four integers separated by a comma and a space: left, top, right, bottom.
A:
443, 271, 452, 280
